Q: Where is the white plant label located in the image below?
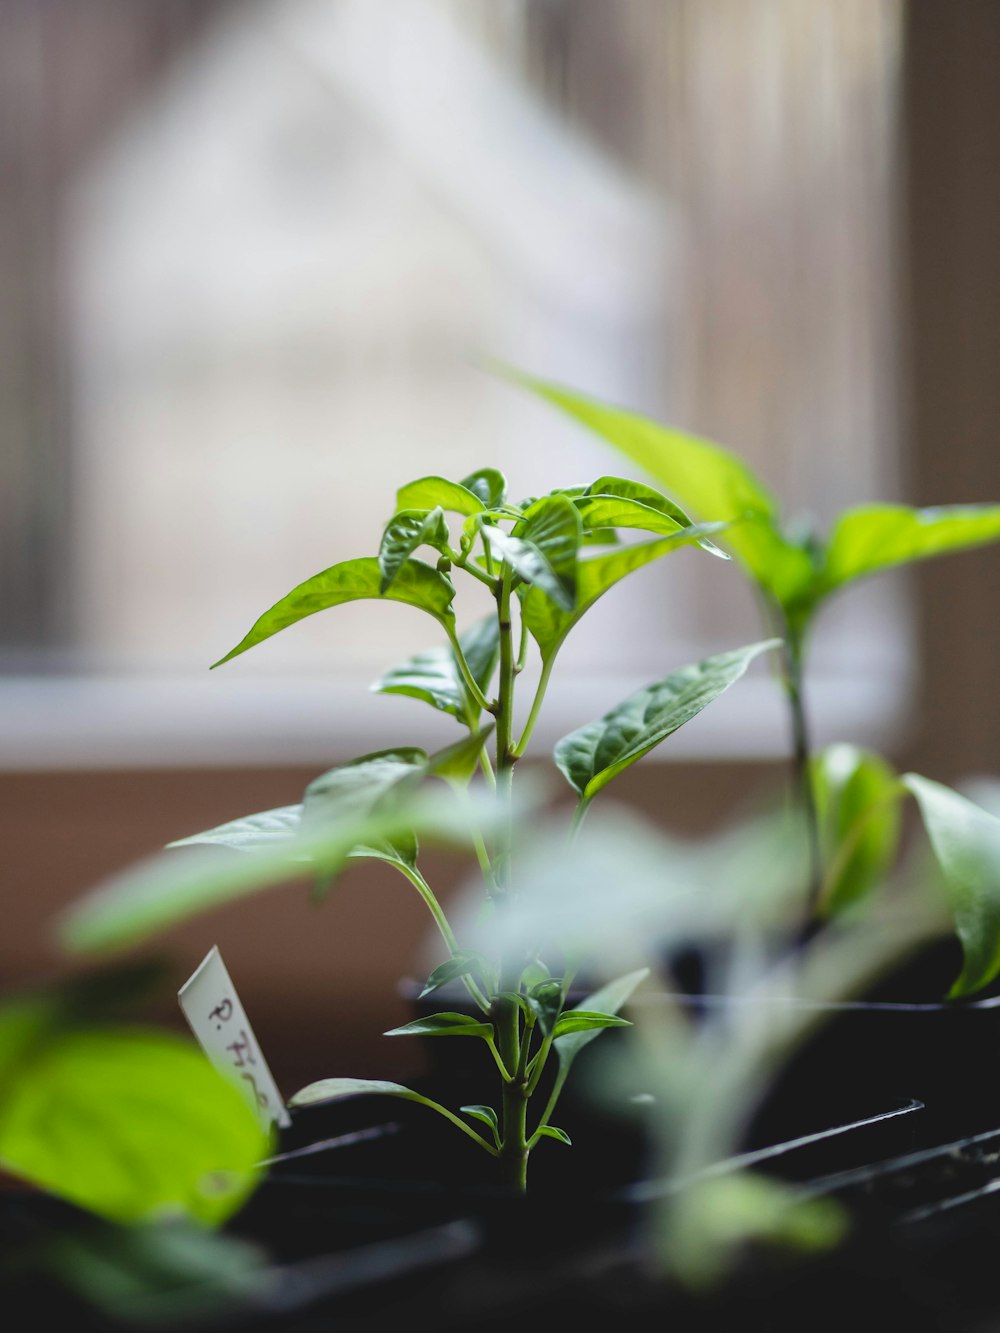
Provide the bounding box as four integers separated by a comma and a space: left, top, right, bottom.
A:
179, 946, 291, 1130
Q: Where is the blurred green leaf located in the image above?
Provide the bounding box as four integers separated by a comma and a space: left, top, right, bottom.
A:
169, 806, 303, 853
817, 504, 1000, 601
419, 951, 493, 999
212, 558, 455, 667
59, 784, 503, 955
303, 748, 427, 825
904, 773, 1000, 996
504, 369, 813, 606
555, 641, 779, 804
812, 744, 902, 915
0, 1015, 266, 1225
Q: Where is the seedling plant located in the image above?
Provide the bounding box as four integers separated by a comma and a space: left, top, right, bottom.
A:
63, 465, 779, 1192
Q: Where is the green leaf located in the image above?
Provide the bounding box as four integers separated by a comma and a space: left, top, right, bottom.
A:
554, 968, 648, 1072
534, 1124, 572, 1146
169, 803, 415, 884
460, 1103, 501, 1147
522, 528, 727, 666
169, 805, 303, 852
554, 641, 780, 803
482, 496, 582, 610
0, 1017, 266, 1225
503, 369, 813, 605
419, 952, 492, 999
903, 773, 1000, 997
212, 557, 455, 667
44, 1220, 266, 1327
460, 469, 507, 509
289, 1078, 497, 1155
370, 615, 500, 721
384, 1012, 495, 1039
515, 493, 583, 606
302, 748, 428, 825
526, 980, 564, 1037
817, 504, 1000, 601
396, 476, 486, 518
427, 726, 495, 785
378, 507, 450, 593
812, 744, 902, 914
551, 1010, 632, 1039
59, 785, 497, 955
578, 476, 727, 558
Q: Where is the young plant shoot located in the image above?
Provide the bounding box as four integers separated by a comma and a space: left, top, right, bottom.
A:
507, 370, 1000, 921
61, 466, 779, 1191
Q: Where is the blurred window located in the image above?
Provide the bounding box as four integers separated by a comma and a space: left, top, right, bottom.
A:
1, 0, 905, 766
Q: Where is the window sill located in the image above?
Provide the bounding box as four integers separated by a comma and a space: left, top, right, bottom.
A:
0, 670, 912, 771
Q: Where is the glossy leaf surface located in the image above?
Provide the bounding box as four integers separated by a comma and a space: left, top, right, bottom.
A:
482, 496, 581, 610
378, 507, 449, 593
384, 1012, 494, 1039
534, 1124, 572, 1146
578, 476, 726, 558
550, 1011, 632, 1039
555, 641, 779, 802
904, 773, 1000, 996
371, 615, 500, 721
554, 968, 649, 1073
396, 476, 486, 517
212, 558, 455, 667
460, 468, 507, 509
522, 528, 727, 666
812, 744, 902, 914
461, 1104, 500, 1147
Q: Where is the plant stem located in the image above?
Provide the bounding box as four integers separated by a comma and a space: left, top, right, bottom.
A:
494, 565, 517, 887
512, 655, 555, 757
394, 863, 490, 1013
782, 625, 822, 917
445, 625, 493, 715
493, 562, 529, 1190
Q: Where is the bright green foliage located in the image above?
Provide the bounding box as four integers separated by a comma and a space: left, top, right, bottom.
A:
508, 370, 1000, 632
555, 641, 779, 808
378, 507, 450, 592
904, 774, 1000, 997
819, 504, 1000, 598
482, 493, 582, 609
812, 745, 902, 915
212, 557, 456, 667
521, 527, 727, 667
372, 615, 500, 721
0, 1004, 266, 1225
395, 475, 487, 517
60, 457, 777, 1196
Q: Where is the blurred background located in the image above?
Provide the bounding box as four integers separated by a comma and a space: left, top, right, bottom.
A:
1, 0, 998, 1087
